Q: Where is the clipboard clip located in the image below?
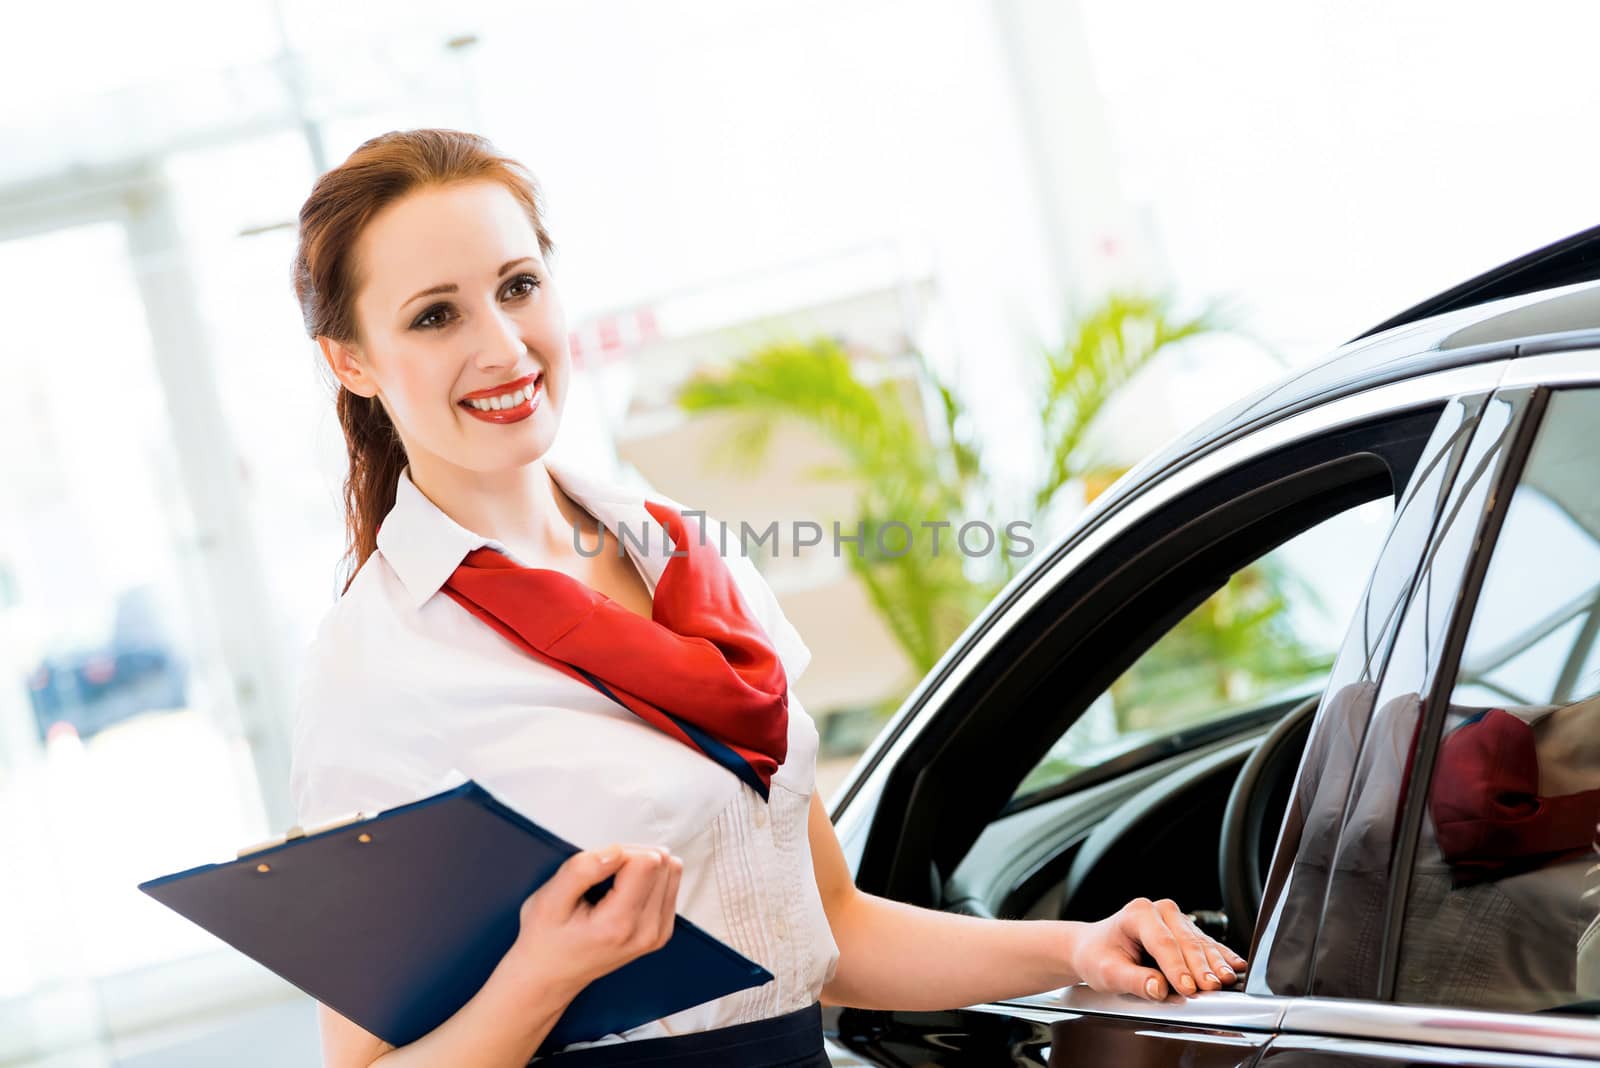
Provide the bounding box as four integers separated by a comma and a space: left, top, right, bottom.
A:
236, 811, 370, 858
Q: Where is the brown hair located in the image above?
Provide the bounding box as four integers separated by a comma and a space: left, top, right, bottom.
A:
290, 128, 557, 596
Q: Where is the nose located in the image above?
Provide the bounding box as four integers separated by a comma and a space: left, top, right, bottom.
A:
471, 305, 531, 372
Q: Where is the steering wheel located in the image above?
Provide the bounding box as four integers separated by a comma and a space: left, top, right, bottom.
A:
1217, 694, 1319, 950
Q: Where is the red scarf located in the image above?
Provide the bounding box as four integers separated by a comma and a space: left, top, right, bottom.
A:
1429, 707, 1600, 884
440, 499, 790, 799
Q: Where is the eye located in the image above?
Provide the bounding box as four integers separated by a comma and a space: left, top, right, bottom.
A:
413, 304, 453, 330
505, 272, 542, 299
410, 274, 541, 331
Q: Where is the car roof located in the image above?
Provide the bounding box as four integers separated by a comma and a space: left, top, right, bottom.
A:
1352, 220, 1600, 340
1081, 239, 1600, 538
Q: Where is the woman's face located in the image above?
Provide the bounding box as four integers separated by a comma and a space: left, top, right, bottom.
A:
320, 179, 569, 479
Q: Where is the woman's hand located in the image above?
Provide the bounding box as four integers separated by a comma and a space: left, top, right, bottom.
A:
1069, 897, 1248, 1000
501, 843, 684, 1004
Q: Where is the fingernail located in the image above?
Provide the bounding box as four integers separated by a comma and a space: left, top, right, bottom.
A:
1205, 972, 1218, 985
1145, 978, 1160, 998
1220, 966, 1235, 979
1179, 976, 1196, 995
597, 848, 618, 864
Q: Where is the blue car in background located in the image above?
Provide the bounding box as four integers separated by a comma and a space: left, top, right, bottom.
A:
25, 583, 189, 743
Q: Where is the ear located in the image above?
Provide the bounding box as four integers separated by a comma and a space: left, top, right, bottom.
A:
318, 335, 378, 398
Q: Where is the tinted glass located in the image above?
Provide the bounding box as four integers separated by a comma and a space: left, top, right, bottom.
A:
1393, 388, 1600, 1014
1249, 394, 1488, 995
1303, 392, 1523, 999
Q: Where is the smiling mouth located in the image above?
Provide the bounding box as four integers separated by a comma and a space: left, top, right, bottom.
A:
458, 371, 543, 411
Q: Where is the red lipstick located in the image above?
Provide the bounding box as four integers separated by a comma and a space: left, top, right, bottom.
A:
458, 371, 544, 424
459, 371, 542, 401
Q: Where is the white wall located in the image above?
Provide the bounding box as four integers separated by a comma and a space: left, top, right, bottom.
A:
1079, 0, 1600, 358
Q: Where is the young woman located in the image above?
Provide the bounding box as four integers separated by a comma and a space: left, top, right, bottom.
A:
288, 128, 1248, 1068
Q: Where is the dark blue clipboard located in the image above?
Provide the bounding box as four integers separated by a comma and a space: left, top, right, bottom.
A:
137, 779, 772, 1053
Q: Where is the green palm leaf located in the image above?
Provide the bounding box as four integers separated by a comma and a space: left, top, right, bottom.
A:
674, 294, 1253, 698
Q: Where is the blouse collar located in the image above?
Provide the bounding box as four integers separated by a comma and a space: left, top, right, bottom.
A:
375, 457, 672, 609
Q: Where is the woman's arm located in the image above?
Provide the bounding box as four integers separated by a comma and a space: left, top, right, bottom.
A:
321, 950, 579, 1068
808, 794, 1248, 1011
318, 846, 681, 1068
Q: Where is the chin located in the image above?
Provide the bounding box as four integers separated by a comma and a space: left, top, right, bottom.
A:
490, 420, 561, 473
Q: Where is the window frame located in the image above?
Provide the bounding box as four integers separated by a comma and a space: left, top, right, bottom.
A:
851, 401, 1450, 907
1250, 389, 1494, 998
1379, 382, 1600, 1005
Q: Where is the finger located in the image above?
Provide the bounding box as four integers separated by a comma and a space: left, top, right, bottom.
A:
657, 855, 683, 944
546, 844, 626, 914
638, 854, 673, 945
1204, 944, 1238, 985
660, 854, 682, 917
597, 848, 664, 921
1184, 915, 1248, 975
1098, 956, 1170, 1001
1157, 902, 1218, 991
1197, 927, 1249, 975
1125, 901, 1195, 996
641, 846, 673, 925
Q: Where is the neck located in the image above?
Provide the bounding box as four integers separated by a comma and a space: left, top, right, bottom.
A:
407, 453, 591, 564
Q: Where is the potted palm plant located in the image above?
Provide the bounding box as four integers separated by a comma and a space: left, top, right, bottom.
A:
676, 291, 1319, 742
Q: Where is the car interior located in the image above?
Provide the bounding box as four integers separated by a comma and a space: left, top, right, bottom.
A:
950, 642, 1317, 943
848, 406, 1450, 953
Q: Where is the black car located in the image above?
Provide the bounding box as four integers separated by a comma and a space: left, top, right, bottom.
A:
821, 225, 1600, 1066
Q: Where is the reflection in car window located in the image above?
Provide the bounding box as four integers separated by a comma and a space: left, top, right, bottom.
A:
1306, 394, 1520, 1000
1394, 388, 1600, 1014
1305, 396, 1516, 997
1012, 498, 1392, 801
1251, 394, 1488, 997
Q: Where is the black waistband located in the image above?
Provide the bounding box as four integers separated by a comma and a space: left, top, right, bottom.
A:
529, 1001, 825, 1067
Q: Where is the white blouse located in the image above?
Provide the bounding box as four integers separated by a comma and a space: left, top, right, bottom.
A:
288, 460, 840, 1052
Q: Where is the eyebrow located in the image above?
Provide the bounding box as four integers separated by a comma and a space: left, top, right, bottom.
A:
400, 258, 537, 311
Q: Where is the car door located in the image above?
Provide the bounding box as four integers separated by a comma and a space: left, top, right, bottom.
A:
1265, 350, 1600, 1065
825, 359, 1507, 1066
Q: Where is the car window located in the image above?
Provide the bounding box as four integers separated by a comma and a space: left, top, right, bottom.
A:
1292, 392, 1520, 1002
1393, 387, 1600, 1015
1012, 496, 1393, 801
1245, 395, 1489, 997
